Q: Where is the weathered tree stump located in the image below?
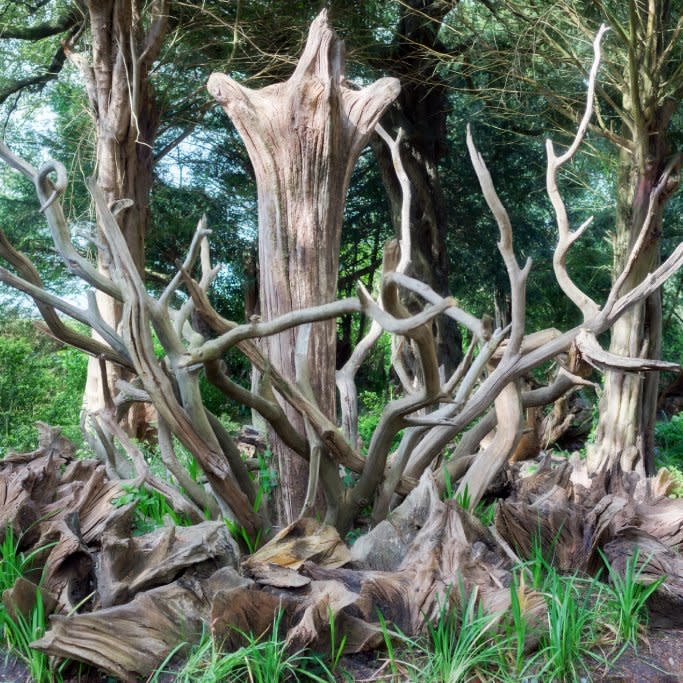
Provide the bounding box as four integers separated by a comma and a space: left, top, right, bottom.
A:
208, 10, 400, 523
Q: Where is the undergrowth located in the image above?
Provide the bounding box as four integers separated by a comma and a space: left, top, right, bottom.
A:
112, 484, 195, 535
0, 527, 62, 683
150, 610, 330, 682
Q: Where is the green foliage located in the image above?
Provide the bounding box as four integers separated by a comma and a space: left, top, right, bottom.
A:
444, 475, 497, 526
540, 571, 603, 681
418, 590, 501, 682
151, 610, 330, 683
112, 485, 194, 535
0, 320, 87, 456
224, 518, 262, 554
655, 413, 683, 461
253, 448, 278, 503
0, 527, 42, 592
369, 533, 665, 682
357, 388, 403, 454
654, 414, 683, 497
327, 606, 347, 673
0, 591, 59, 683
601, 549, 666, 647
357, 390, 384, 453
0, 528, 62, 683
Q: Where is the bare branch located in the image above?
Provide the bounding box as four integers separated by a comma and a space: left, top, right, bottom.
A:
157, 416, 220, 518
546, 26, 608, 321
186, 298, 361, 365
159, 215, 211, 307
385, 272, 485, 339
575, 329, 680, 373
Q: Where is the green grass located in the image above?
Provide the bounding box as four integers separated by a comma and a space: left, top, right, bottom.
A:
151, 610, 331, 682
417, 589, 502, 682
0, 527, 62, 683
112, 484, 194, 535
370, 533, 664, 683
602, 548, 665, 647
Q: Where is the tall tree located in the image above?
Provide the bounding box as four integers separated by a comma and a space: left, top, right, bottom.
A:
440, 0, 683, 474
71, 1, 168, 432
586, 1, 682, 473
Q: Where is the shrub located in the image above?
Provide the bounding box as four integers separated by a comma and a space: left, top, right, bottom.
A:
0, 319, 87, 456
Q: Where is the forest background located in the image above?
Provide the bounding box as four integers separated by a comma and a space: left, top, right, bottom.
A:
1, 1, 683, 680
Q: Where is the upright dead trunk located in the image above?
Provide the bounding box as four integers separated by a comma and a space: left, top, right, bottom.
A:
373, 0, 461, 379
208, 11, 399, 524
588, 4, 681, 474
79, 1, 167, 435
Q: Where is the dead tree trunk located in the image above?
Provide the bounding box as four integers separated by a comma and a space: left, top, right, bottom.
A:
75, 0, 167, 437
208, 10, 399, 524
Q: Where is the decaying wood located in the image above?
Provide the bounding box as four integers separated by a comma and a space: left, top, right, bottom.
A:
1, 430, 681, 681
2, 15, 683, 680
495, 457, 683, 626
244, 517, 351, 571
97, 516, 238, 607
4, 432, 546, 680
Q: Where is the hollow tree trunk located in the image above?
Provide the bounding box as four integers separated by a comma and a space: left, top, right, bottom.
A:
372, 0, 461, 379
80, 0, 166, 437
589, 113, 678, 475
208, 11, 399, 525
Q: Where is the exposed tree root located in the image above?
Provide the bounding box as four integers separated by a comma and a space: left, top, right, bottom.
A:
1, 429, 681, 680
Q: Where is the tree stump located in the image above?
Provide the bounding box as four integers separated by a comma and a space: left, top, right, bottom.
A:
208, 10, 400, 523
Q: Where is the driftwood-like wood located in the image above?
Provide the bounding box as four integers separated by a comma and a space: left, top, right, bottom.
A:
0, 431, 241, 680
0, 431, 680, 682
495, 457, 683, 626
97, 516, 238, 607
15, 439, 542, 680
208, 9, 400, 523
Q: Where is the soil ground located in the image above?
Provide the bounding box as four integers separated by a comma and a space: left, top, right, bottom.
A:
587, 629, 683, 682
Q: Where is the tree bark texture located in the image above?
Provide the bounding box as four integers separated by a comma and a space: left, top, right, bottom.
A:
209, 10, 399, 525
589, 100, 679, 474
372, 0, 462, 379
80, 0, 166, 436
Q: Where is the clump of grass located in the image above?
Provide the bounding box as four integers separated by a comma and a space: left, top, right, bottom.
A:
0, 591, 59, 683
0, 527, 41, 591
112, 484, 194, 535
601, 548, 665, 647
504, 534, 610, 681
377, 589, 504, 682
540, 572, 605, 681
419, 590, 501, 682
0, 527, 62, 683
151, 610, 331, 683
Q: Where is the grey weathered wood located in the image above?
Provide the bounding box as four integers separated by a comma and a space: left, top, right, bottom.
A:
208, 9, 400, 523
